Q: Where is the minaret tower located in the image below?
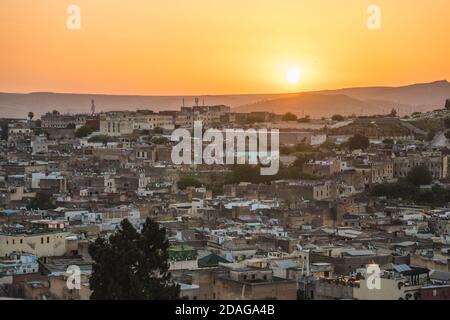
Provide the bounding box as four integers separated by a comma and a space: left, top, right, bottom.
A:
91, 99, 96, 115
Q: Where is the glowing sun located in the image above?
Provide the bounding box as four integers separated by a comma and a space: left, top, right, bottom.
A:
286, 67, 301, 84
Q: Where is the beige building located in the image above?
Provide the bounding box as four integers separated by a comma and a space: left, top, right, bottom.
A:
134, 113, 174, 130
99, 111, 135, 136
303, 160, 342, 178
214, 267, 297, 300
100, 111, 175, 136
354, 161, 394, 185
354, 274, 426, 300
41, 111, 88, 129
49, 274, 92, 300
0, 231, 69, 258
393, 152, 448, 180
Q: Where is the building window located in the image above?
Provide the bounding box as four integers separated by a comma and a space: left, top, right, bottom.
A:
41, 237, 44, 244
47, 237, 50, 243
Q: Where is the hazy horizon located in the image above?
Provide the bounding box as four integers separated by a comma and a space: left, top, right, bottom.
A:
1, 79, 449, 97
1, 79, 449, 119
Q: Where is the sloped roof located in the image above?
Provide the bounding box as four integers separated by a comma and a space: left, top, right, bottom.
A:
198, 253, 231, 268
394, 264, 412, 273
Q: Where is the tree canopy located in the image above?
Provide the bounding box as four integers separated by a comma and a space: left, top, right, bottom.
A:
407, 165, 432, 186
282, 112, 298, 121
297, 115, 311, 123
331, 114, 345, 122
75, 124, 97, 138
27, 192, 55, 210
177, 177, 203, 190
88, 134, 110, 144
348, 134, 370, 150
88, 218, 179, 300
444, 117, 450, 129
224, 163, 317, 184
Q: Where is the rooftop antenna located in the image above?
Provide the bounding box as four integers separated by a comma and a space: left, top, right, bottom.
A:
195, 97, 199, 107
182, 98, 185, 108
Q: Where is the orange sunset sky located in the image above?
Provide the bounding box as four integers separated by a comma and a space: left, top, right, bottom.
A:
0, 0, 449, 95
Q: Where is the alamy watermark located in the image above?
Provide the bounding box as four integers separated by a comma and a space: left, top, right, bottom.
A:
66, 265, 81, 290
171, 121, 280, 176
366, 264, 381, 290
367, 5, 382, 30
67, 4, 81, 30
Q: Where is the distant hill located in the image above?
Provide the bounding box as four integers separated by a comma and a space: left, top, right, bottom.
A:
0, 80, 449, 119
0, 92, 283, 119
234, 80, 450, 117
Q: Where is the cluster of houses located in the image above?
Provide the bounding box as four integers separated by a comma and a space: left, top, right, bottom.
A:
1, 103, 450, 300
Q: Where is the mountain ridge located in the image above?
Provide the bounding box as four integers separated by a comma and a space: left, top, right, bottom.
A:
0, 80, 449, 118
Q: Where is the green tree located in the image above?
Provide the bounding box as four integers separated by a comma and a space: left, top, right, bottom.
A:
75, 124, 96, 138
225, 164, 268, 184
27, 192, 55, 210
426, 130, 436, 142
89, 218, 179, 300
153, 127, 164, 134
0, 122, 8, 140
66, 123, 76, 129
177, 177, 203, 190
371, 180, 417, 199
88, 135, 109, 144
348, 134, 370, 150
331, 114, 345, 122
407, 165, 432, 186
445, 131, 450, 140
292, 154, 314, 169
282, 112, 298, 121
152, 136, 169, 145
444, 117, 450, 129
297, 115, 311, 123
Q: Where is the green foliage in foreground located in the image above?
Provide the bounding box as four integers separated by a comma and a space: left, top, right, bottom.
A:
88, 218, 179, 300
